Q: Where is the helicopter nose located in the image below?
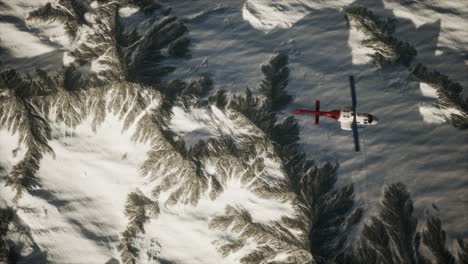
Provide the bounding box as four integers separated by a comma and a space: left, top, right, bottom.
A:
372, 117, 379, 124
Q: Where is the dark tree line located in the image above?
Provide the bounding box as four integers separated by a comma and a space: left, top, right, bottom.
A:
228, 53, 360, 263
344, 6, 417, 67
0, 0, 193, 199
411, 64, 468, 129
348, 183, 468, 264
28, 0, 88, 39
0, 207, 15, 264
1, 1, 467, 262
345, 6, 468, 130
0, 207, 48, 263
230, 53, 467, 264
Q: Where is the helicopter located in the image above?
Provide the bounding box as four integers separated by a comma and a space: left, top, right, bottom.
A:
293, 76, 378, 152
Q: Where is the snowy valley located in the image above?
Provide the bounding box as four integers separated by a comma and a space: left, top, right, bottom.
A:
0, 0, 467, 264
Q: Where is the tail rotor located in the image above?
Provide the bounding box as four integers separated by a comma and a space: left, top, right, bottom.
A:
315, 100, 320, 125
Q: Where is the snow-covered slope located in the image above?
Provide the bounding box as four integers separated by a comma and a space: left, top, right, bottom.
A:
0, 84, 161, 263
241, 0, 353, 32
1, 1, 311, 263
0, 82, 302, 263
1, 0, 468, 263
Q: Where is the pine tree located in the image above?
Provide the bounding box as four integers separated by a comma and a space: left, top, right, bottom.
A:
422, 217, 456, 264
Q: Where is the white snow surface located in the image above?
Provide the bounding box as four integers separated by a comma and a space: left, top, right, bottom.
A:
1, 91, 295, 263
143, 179, 294, 263
169, 105, 251, 147
419, 82, 439, 99
417, 82, 464, 125
242, 0, 311, 32
242, 0, 353, 32
0, 0, 69, 73
0, 23, 55, 58
119, 7, 140, 18
347, 20, 374, 65
0, 0, 50, 19
0, 130, 27, 171
1, 112, 154, 263
382, 0, 468, 53
418, 104, 462, 124
242, 0, 468, 57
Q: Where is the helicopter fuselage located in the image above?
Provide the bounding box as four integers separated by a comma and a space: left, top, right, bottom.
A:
293, 107, 378, 130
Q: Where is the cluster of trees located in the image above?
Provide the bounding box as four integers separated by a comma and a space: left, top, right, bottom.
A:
0, 207, 15, 264
345, 6, 417, 67
228, 53, 468, 263
226, 53, 359, 263
28, 0, 87, 39
345, 6, 468, 129
412, 64, 468, 129
118, 191, 159, 264
1, 1, 467, 263
1, 1, 193, 261
347, 183, 468, 264
0, 0, 193, 199
0, 207, 47, 263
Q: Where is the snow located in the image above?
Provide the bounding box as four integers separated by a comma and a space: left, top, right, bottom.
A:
417, 82, 464, 124
418, 105, 445, 124
382, 0, 468, 53
242, 0, 311, 32
14, 195, 115, 263
141, 215, 228, 264
164, 0, 468, 238
241, 0, 354, 32
63, 52, 76, 66
169, 106, 213, 146
119, 7, 140, 18
167, 0, 468, 241
0, 0, 50, 19
0, 0, 71, 74
0, 23, 55, 58
90, 49, 113, 73
347, 20, 374, 65
419, 82, 439, 99
262, 153, 286, 181
0, 0, 69, 49
0, 129, 26, 171
142, 178, 294, 264
1, 85, 293, 263
169, 105, 251, 147
34, 20, 71, 47
1, 112, 153, 263
419, 104, 463, 124
1, 0, 468, 261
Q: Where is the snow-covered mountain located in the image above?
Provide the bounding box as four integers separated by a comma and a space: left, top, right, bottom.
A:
1, 0, 467, 264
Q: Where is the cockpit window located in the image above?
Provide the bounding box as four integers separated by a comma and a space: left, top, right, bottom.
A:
368, 114, 374, 123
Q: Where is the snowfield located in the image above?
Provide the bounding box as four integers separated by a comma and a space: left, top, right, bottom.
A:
143, 179, 295, 264
241, 0, 354, 32
0, 23, 55, 58
169, 105, 252, 147
418, 83, 463, 124
1, 110, 155, 263
1, 0, 468, 263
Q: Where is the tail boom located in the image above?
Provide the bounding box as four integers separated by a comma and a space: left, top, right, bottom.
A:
315, 100, 320, 125
293, 109, 340, 121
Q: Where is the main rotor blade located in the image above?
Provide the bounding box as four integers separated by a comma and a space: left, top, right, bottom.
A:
351, 115, 361, 152
349, 75, 357, 111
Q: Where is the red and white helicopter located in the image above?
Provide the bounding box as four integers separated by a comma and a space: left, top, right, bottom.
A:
293, 76, 378, 152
